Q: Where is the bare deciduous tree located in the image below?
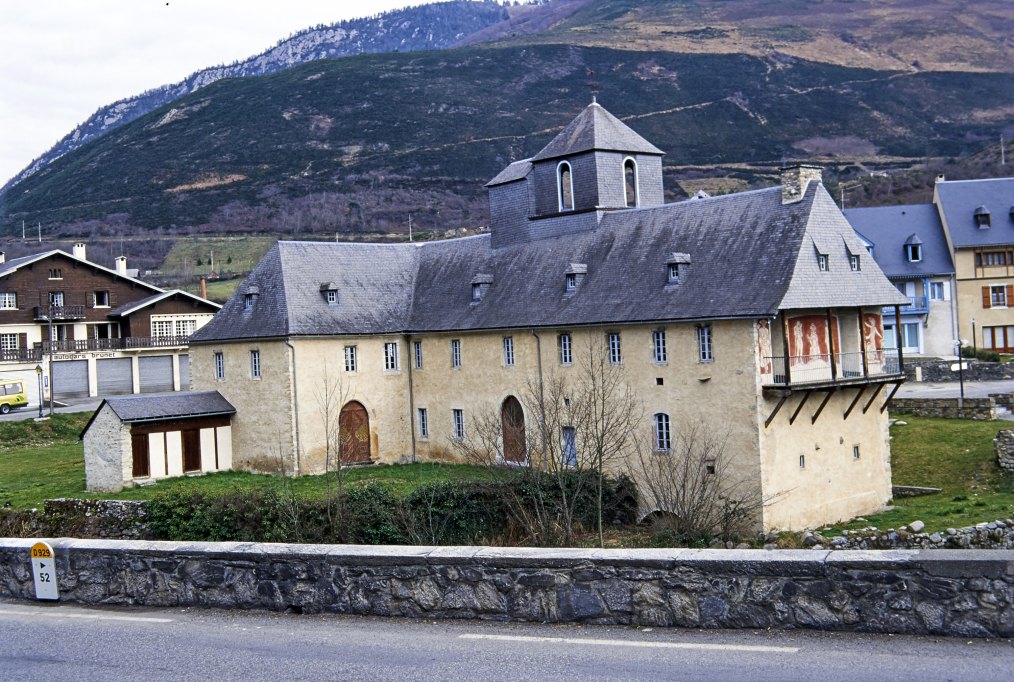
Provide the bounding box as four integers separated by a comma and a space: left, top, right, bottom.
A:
630, 420, 763, 542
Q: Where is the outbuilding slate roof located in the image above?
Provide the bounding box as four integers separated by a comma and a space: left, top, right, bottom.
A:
843, 204, 954, 278
935, 177, 1014, 248
530, 101, 664, 162
191, 183, 906, 344
80, 391, 236, 437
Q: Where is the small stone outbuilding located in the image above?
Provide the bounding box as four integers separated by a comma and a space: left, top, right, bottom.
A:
81, 391, 236, 492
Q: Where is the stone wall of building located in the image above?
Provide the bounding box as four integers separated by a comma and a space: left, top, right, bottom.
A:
0, 539, 1010, 637
995, 430, 1014, 472
889, 398, 997, 420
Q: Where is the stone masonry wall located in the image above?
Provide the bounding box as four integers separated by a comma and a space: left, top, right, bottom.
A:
889, 398, 997, 420
995, 430, 1014, 472
0, 539, 1011, 638
905, 359, 1014, 383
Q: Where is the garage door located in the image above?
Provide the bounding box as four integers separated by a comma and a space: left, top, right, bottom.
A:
97, 357, 133, 395
0, 369, 42, 410
53, 360, 89, 399
139, 355, 174, 393
179, 355, 190, 392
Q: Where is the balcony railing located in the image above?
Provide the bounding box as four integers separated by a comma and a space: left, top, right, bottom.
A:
0, 347, 43, 362
882, 296, 927, 315
33, 305, 86, 321
38, 336, 191, 354
764, 349, 902, 387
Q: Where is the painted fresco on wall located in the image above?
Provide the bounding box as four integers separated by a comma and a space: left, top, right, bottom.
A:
863, 313, 884, 351
756, 320, 772, 374
789, 315, 828, 366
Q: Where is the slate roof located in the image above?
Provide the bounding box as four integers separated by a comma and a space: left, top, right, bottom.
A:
843, 204, 954, 278
486, 159, 532, 187
107, 289, 221, 318
192, 183, 906, 343
192, 241, 419, 341
80, 391, 236, 436
935, 177, 1014, 248
530, 101, 664, 162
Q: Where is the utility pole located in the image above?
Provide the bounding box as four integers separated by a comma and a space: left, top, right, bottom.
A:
408, 214, 413, 242
37, 222, 41, 242
1002, 134, 1006, 166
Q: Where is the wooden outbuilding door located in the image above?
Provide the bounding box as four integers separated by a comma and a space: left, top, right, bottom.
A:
182, 429, 202, 472
501, 396, 526, 463
339, 401, 372, 465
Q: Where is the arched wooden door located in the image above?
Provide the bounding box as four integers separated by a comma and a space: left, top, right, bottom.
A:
501, 396, 526, 463
339, 401, 372, 465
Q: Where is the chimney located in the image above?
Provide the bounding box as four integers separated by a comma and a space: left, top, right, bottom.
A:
114, 256, 127, 276
0, 251, 5, 265
72, 242, 87, 261
780, 164, 823, 204
935, 173, 946, 183
200, 275, 207, 299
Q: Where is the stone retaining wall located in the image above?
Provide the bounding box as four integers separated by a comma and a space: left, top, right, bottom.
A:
0, 500, 149, 540
0, 539, 1011, 637
905, 359, 1014, 383
889, 398, 997, 420
803, 518, 1014, 551
996, 430, 1014, 472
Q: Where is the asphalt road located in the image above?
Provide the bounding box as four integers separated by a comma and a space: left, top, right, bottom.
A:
1, 601, 1011, 681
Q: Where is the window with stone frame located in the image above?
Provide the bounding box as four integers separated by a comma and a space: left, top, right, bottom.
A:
384, 342, 399, 371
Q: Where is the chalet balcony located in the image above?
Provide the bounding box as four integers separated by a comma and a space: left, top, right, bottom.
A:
764, 349, 903, 388
39, 336, 191, 354
33, 305, 86, 321
882, 296, 927, 315
0, 347, 43, 363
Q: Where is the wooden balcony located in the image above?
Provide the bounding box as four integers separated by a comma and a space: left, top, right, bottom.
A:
763, 349, 903, 388
39, 336, 191, 354
0, 347, 43, 363
33, 305, 86, 321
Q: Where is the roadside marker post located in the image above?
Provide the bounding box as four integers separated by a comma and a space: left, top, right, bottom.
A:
30, 541, 59, 601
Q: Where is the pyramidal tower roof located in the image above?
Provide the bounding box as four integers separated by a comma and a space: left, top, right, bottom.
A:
531, 99, 664, 162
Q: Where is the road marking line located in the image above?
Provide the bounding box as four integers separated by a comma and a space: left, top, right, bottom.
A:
459, 633, 798, 653
0, 608, 172, 623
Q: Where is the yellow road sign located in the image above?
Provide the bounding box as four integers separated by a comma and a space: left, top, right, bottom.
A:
30, 541, 58, 600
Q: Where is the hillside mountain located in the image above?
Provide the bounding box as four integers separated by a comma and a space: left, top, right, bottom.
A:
2, 0, 1012, 239
1, 0, 509, 192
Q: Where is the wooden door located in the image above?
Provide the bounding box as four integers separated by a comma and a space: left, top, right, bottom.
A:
501, 396, 526, 463
339, 401, 371, 465
131, 433, 150, 478
182, 429, 201, 472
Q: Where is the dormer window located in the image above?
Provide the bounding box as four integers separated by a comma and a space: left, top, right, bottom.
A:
470, 273, 493, 302
905, 243, 922, 263
558, 161, 574, 212
666, 252, 691, 285
564, 263, 586, 293
243, 286, 259, 311
623, 158, 638, 208
817, 254, 829, 272
974, 205, 991, 228
850, 254, 861, 271
320, 282, 339, 306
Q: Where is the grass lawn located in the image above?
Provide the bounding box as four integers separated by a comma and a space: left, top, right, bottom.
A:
0, 413, 499, 509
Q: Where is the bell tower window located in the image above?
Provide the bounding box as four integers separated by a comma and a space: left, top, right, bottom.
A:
558, 161, 574, 212
623, 158, 638, 208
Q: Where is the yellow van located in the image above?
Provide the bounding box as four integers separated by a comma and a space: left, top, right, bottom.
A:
0, 379, 28, 414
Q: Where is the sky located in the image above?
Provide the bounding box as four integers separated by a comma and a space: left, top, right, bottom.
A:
0, 0, 435, 185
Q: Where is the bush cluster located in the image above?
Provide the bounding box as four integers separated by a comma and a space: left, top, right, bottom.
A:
960, 347, 1002, 362
145, 472, 638, 547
